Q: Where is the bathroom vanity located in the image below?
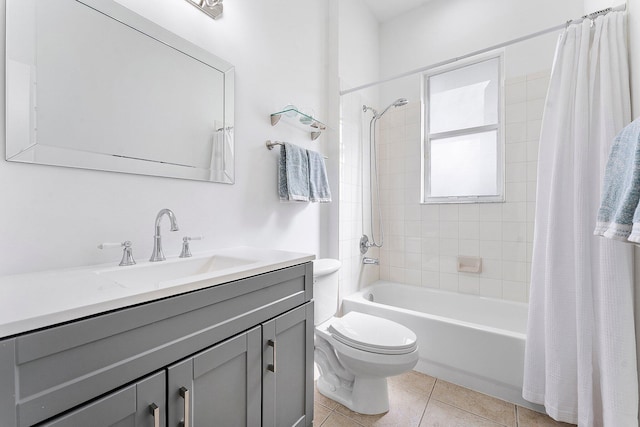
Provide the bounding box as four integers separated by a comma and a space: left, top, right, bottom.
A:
0, 247, 314, 427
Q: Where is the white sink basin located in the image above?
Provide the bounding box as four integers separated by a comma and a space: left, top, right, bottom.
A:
96, 254, 258, 289
0, 246, 315, 338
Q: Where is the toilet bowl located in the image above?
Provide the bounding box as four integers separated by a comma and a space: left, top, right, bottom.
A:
313, 259, 419, 415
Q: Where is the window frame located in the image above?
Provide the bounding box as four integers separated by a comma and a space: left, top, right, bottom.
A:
421, 53, 505, 204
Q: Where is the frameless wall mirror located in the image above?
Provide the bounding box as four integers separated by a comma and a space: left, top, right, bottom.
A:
6, 0, 235, 183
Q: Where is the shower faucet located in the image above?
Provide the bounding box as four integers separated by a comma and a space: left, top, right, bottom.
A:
150, 209, 179, 262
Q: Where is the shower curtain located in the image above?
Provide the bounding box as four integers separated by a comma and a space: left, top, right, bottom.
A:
522, 12, 638, 426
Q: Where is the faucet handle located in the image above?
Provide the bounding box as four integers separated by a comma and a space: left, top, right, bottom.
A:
180, 236, 203, 258
98, 242, 124, 249
98, 241, 136, 266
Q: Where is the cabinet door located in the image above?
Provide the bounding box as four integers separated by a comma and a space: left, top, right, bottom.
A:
262, 302, 314, 427
167, 327, 261, 427
41, 371, 166, 427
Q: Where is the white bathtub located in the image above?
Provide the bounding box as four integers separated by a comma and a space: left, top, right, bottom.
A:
342, 281, 540, 409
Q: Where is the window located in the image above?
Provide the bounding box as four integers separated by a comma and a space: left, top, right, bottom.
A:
422, 55, 504, 203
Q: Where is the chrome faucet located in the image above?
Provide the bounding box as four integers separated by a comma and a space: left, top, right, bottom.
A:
179, 236, 204, 258
150, 209, 179, 262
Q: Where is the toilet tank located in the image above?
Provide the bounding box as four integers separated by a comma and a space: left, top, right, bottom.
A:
312, 259, 341, 325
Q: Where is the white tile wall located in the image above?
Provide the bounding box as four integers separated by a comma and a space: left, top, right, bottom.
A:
338, 92, 380, 303
375, 70, 550, 302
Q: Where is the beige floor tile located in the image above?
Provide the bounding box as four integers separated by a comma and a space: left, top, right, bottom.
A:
517, 406, 576, 427
321, 412, 366, 427
391, 370, 437, 395
420, 400, 505, 427
316, 381, 340, 410
430, 380, 516, 427
334, 371, 435, 426
314, 403, 333, 426
334, 400, 423, 427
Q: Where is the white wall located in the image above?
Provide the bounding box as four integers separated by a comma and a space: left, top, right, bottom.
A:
337, 0, 381, 301
338, 0, 380, 104
584, 0, 619, 11
0, 0, 333, 276
379, 0, 583, 75
376, 0, 583, 105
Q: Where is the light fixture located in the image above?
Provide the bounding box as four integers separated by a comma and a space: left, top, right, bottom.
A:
185, 0, 223, 20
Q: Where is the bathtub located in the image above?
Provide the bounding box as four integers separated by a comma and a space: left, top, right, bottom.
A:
342, 281, 539, 409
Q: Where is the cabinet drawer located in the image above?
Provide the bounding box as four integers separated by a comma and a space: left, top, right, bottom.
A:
41, 371, 165, 427
0, 262, 312, 427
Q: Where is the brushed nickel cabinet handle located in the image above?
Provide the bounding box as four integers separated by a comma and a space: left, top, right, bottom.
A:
267, 339, 277, 373
179, 386, 190, 427
149, 403, 160, 427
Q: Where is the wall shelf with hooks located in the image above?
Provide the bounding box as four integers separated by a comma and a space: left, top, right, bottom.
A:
270, 107, 326, 140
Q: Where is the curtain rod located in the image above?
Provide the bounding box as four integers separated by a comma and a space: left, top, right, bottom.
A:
340, 3, 627, 96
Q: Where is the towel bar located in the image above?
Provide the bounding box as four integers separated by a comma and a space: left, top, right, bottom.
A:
266, 140, 284, 150
265, 140, 328, 159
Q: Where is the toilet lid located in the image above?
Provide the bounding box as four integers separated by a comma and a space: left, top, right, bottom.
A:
313, 259, 342, 276
328, 312, 417, 355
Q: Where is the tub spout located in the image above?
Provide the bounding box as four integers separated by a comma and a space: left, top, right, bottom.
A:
363, 257, 379, 265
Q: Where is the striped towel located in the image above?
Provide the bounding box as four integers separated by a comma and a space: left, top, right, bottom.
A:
594, 118, 640, 242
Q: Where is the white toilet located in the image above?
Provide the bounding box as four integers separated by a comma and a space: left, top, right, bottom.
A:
313, 258, 419, 415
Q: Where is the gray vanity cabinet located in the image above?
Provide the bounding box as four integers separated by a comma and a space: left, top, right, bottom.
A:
41, 371, 166, 427
167, 327, 262, 427
0, 262, 314, 427
262, 303, 314, 427
164, 301, 314, 427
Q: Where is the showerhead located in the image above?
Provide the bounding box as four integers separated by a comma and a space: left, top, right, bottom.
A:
394, 98, 409, 107
375, 98, 408, 119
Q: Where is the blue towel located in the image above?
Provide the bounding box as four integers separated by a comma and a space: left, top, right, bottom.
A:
308, 149, 332, 203
278, 142, 309, 202
594, 118, 640, 242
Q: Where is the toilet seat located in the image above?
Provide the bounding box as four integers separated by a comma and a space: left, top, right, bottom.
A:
314, 310, 420, 415
327, 312, 417, 355
313, 259, 421, 415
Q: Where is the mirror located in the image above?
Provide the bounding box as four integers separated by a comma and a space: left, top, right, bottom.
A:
6, 0, 235, 183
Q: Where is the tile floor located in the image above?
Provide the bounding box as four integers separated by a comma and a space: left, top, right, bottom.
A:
313, 371, 576, 427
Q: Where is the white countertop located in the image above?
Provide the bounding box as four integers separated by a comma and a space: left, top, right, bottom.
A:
0, 247, 314, 338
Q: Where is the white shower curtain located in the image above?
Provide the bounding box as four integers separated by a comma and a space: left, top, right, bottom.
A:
523, 12, 638, 426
